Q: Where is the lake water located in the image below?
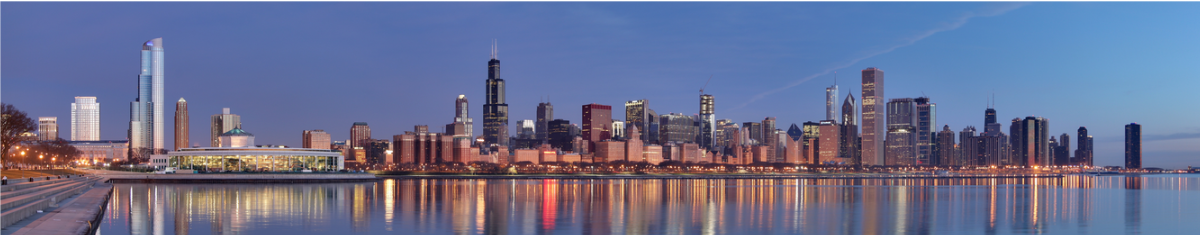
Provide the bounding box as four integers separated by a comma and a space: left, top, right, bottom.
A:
98, 175, 1200, 235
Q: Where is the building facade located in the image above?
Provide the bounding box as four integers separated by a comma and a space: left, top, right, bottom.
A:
536, 102, 553, 143
483, 43, 509, 147
914, 97, 935, 165
582, 104, 613, 152
700, 95, 716, 149
38, 117, 58, 141
174, 98, 188, 151
129, 38, 165, 154
885, 98, 916, 165
1125, 123, 1141, 169
303, 130, 331, 149
936, 125, 957, 166
70, 140, 130, 162
1011, 117, 1050, 167
861, 67, 885, 166
71, 96, 100, 141
210, 108, 241, 147
841, 93, 859, 164
1076, 127, 1093, 166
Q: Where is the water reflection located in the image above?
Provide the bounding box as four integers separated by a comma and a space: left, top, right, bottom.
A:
101, 175, 1200, 234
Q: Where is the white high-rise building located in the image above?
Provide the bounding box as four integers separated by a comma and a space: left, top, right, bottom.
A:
72, 96, 100, 141
129, 38, 165, 153
38, 117, 59, 141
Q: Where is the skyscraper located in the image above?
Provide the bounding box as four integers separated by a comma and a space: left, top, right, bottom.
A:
350, 122, 371, 163
548, 119, 572, 151
886, 98, 916, 165
1056, 133, 1071, 166
625, 100, 651, 143
936, 125, 957, 166
453, 95, 473, 138
71, 96, 100, 141
914, 97, 936, 165
536, 102, 553, 143
1076, 127, 1093, 166
129, 38, 166, 154
959, 126, 980, 166
700, 95, 715, 149
1125, 123, 1141, 169
826, 82, 838, 121
582, 104, 612, 152
1011, 116, 1050, 166
517, 120, 536, 139
861, 67, 885, 166
210, 108, 240, 147
174, 98, 188, 151
38, 117, 58, 141
483, 42, 509, 147
762, 117, 778, 162
303, 130, 331, 149
741, 122, 763, 145
841, 93, 859, 165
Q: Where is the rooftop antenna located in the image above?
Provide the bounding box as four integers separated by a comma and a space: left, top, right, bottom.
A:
490, 39, 496, 59
700, 75, 713, 96
834, 71, 837, 86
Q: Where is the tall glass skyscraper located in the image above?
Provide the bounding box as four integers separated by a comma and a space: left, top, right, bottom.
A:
483, 42, 509, 147
699, 95, 715, 149
1125, 123, 1141, 169
130, 38, 165, 154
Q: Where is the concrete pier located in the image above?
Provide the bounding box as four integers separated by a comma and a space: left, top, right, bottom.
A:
8, 181, 112, 235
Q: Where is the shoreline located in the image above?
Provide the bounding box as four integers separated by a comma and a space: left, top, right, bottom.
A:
377, 173, 1076, 180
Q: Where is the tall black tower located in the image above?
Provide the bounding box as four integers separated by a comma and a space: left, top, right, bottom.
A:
1125, 123, 1141, 169
483, 41, 509, 147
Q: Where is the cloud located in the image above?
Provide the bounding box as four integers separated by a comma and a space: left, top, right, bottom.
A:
734, 3, 1029, 110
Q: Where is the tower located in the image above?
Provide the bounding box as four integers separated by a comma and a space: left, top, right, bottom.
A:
483, 41, 509, 147
861, 67, 885, 166
450, 95, 474, 138
885, 98, 916, 165
71, 96, 100, 141
582, 104, 612, 153
826, 74, 838, 121
914, 97, 936, 165
129, 38, 166, 154
210, 108, 241, 147
700, 95, 715, 149
303, 130, 331, 149
536, 102, 553, 143
1125, 123, 1141, 169
625, 100, 651, 143
174, 98, 188, 151
1076, 127, 1092, 166
840, 93, 859, 165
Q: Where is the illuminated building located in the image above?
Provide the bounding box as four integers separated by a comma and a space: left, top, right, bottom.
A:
1056, 133, 1070, 165
660, 113, 694, 144
392, 126, 453, 164
700, 95, 716, 149
582, 103, 612, 153
1125, 123, 1141, 169
625, 125, 643, 162
762, 117, 778, 162
914, 97, 935, 165
959, 126, 981, 166
174, 98, 187, 150
128, 38, 165, 154
302, 130, 331, 150
483, 43, 509, 147
827, 82, 838, 121
513, 149, 538, 164
741, 122, 762, 145
537, 102, 553, 143
71, 96, 100, 141
593, 140, 624, 163
447, 95, 474, 138
1076, 127, 1093, 166
38, 117, 58, 141
70, 140, 129, 162
210, 108, 241, 147
1010, 116, 1050, 166
885, 98, 916, 165
517, 120, 536, 139
643, 145, 663, 165
611, 120, 625, 140
861, 67, 885, 166
818, 120, 843, 164
168, 128, 344, 171
625, 99, 652, 143
936, 125, 957, 166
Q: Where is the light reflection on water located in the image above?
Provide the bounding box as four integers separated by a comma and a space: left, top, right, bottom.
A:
100, 175, 1200, 235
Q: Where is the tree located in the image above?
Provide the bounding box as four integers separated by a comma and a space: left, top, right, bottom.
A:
2, 103, 37, 167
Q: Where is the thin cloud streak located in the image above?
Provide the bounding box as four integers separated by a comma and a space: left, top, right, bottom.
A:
735, 3, 1029, 110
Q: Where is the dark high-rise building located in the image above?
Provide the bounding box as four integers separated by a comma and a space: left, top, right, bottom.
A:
625, 100, 651, 143
981, 106, 1008, 166
660, 113, 695, 144
1010, 117, 1050, 167
936, 125, 957, 166
959, 126, 981, 166
174, 98, 188, 151
886, 98, 916, 166
841, 93, 859, 165
210, 108, 240, 147
1056, 133, 1071, 166
787, 124, 804, 141
537, 102, 553, 143
700, 95, 715, 149
742, 122, 763, 145
914, 97, 936, 165
762, 117, 778, 162
1125, 123, 1141, 169
582, 104, 612, 152
1075, 127, 1092, 166
548, 119, 572, 151
861, 67, 885, 166
483, 42, 509, 147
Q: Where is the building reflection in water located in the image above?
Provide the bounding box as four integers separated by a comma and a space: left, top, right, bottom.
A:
100, 175, 1199, 234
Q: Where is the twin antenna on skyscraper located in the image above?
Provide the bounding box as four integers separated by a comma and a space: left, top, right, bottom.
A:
490, 39, 498, 59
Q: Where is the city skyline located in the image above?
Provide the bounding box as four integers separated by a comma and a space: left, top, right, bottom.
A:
3, 2, 1199, 167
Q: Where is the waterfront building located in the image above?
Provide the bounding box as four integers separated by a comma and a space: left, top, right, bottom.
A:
1010, 116, 1050, 166
536, 102, 553, 143
367, 139, 391, 165
700, 95, 716, 149
70, 140, 129, 162
861, 67, 885, 166
980, 107, 1009, 166
174, 98, 187, 151
1126, 123, 1141, 169
129, 38, 166, 154
582, 104, 613, 153
210, 108, 241, 147
447, 95, 474, 138
392, 128, 453, 165
1055, 133, 1071, 165
841, 93, 860, 165
936, 125, 957, 166
71, 96, 100, 141
818, 120, 843, 164
914, 97, 935, 165
331, 140, 348, 160
38, 117, 58, 141
660, 113, 694, 144
168, 129, 343, 171
483, 43, 509, 147
303, 130, 331, 150
784, 137, 802, 164
1076, 127, 1093, 166
787, 124, 803, 141
611, 120, 625, 140
886, 98, 916, 166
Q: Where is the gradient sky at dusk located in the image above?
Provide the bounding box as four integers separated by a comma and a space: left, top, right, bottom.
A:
3, 2, 1198, 168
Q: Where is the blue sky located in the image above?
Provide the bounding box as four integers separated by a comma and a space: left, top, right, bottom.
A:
3, 2, 1198, 168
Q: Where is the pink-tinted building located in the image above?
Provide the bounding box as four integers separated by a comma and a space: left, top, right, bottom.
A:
582, 104, 612, 153
594, 140, 624, 163
643, 145, 663, 165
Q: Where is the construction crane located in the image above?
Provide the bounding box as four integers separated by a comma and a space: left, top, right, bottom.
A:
700, 75, 713, 96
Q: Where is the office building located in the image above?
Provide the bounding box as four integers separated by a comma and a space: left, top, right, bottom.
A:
762, 117, 778, 162
1076, 127, 1093, 166
303, 130, 331, 149
660, 113, 694, 144
742, 122, 762, 145
936, 125, 957, 166
547, 119, 572, 151
71, 96, 100, 141
886, 98, 916, 165
129, 38, 166, 154
861, 67, 885, 166
1010, 116, 1050, 166
826, 82, 838, 121
174, 98, 187, 151
210, 108, 241, 147
447, 95, 474, 138
483, 42, 509, 147
582, 103, 613, 152
70, 140, 129, 162
914, 97, 936, 165
841, 93, 859, 164
38, 117, 58, 141
700, 95, 716, 149
818, 120, 842, 164
537, 102, 553, 142
350, 122, 371, 162
625, 125, 643, 162
611, 120, 625, 140
1055, 133, 1071, 166
367, 139, 391, 165
625, 99, 652, 143
1125, 123, 1141, 169
517, 120, 536, 139
959, 126, 981, 166
980, 107, 1008, 166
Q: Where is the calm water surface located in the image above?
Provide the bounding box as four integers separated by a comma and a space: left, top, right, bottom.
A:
99, 175, 1200, 235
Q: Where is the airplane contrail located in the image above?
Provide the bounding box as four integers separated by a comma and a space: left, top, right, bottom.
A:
734, 3, 1029, 110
